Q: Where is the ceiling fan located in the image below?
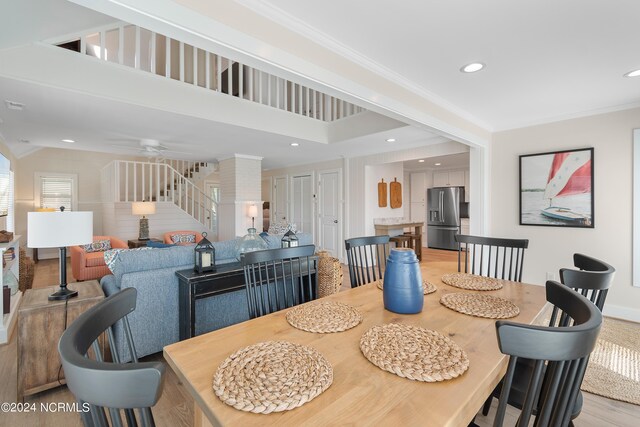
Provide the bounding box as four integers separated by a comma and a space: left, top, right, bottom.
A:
109, 138, 193, 157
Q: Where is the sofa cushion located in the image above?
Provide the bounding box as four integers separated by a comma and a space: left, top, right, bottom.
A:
82, 239, 111, 253
85, 251, 106, 267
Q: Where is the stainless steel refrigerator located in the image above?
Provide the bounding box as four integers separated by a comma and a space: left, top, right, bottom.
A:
427, 187, 464, 250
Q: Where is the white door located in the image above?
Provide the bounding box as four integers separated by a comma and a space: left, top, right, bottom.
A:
291, 174, 313, 235
272, 176, 288, 224
318, 169, 342, 259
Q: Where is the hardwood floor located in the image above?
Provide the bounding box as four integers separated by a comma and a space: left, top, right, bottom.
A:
0, 252, 637, 426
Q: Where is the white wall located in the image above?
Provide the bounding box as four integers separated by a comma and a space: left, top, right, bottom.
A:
491, 107, 640, 321
364, 163, 405, 237
16, 148, 144, 256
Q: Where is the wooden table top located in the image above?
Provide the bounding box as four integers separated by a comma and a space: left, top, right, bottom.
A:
163, 261, 547, 427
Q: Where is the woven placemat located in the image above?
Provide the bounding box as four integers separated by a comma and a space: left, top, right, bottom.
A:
440, 293, 520, 319
441, 273, 503, 291
375, 279, 437, 295
213, 341, 333, 414
286, 301, 363, 333
360, 323, 469, 382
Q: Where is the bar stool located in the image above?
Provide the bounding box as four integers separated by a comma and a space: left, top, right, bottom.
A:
389, 235, 411, 250
403, 232, 423, 261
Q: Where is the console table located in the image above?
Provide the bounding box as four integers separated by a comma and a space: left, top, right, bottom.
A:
176, 260, 318, 341
176, 263, 246, 341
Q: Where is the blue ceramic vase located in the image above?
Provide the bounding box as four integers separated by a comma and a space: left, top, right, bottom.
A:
383, 248, 424, 314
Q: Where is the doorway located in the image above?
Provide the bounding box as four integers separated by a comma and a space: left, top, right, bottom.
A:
317, 169, 343, 260
291, 174, 314, 235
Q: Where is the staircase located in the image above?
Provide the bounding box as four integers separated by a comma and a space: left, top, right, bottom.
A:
101, 160, 217, 238
159, 159, 217, 186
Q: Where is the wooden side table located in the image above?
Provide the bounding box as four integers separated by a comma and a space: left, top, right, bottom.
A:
127, 238, 162, 248
17, 281, 104, 401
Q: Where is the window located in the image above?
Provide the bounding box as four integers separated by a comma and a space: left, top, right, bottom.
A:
35, 173, 78, 211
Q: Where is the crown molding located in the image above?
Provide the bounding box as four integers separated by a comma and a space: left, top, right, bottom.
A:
495, 100, 640, 132
233, 0, 493, 132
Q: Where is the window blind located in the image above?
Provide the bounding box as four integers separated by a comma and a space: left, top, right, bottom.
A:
40, 176, 74, 211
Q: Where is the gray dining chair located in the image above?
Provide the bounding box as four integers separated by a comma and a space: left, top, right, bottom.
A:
455, 234, 529, 282
492, 280, 602, 427
344, 235, 390, 288
242, 245, 318, 319
58, 288, 165, 427
481, 253, 615, 422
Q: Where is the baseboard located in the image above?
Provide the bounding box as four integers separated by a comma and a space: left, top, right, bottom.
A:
603, 304, 640, 323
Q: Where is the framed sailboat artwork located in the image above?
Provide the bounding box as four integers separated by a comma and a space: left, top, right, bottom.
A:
519, 148, 594, 228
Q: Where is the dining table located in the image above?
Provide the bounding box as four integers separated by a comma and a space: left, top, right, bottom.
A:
163, 261, 548, 427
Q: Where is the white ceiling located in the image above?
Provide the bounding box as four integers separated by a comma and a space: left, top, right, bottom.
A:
0, 77, 447, 169
403, 152, 470, 172
4, 0, 637, 167
241, 0, 640, 130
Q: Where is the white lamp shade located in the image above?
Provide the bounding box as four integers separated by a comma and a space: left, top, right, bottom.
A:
27, 211, 93, 248
132, 201, 156, 216
248, 204, 258, 218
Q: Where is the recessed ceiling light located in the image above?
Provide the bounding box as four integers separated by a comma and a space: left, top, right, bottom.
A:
435, 163, 442, 166
290, 143, 299, 147
624, 69, 640, 78
386, 138, 396, 142
61, 139, 75, 143
460, 62, 485, 73
418, 159, 425, 163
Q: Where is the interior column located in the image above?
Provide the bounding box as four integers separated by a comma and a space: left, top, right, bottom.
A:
217, 154, 263, 241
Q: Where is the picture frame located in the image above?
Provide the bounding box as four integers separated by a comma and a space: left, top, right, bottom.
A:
519, 147, 594, 228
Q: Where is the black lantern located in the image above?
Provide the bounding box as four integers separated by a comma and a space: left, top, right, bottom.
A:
194, 232, 216, 274
281, 228, 299, 248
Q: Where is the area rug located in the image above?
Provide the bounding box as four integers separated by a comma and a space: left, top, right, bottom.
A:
581, 317, 640, 405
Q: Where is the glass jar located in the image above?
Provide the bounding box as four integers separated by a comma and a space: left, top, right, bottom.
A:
236, 228, 268, 260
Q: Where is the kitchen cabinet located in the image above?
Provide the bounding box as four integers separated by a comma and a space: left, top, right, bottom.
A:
433, 170, 465, 187
410, 202, 425, 223
410, 173, 426, 202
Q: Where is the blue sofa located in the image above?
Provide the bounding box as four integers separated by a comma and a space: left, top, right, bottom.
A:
100, 233, 313, 361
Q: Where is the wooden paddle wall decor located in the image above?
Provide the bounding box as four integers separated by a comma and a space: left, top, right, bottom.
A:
378, 179, 387, 207
390, 177, 402, 209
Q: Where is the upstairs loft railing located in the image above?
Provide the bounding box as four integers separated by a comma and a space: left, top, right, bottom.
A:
102, 160, 217, 234
49, 22, 365, 122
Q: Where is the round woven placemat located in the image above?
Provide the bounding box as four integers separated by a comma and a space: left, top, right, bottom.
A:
213, 341, 333, 414
360, 323, 469, 382
440, 293, 520, 319
286, 301, 363, 333
374, 279, 437, 295
441, 273, 503, 291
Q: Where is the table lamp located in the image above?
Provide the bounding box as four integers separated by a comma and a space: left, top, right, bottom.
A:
132, 201, 156, 240
248, 204, 258, 229
27, 209, 93, 300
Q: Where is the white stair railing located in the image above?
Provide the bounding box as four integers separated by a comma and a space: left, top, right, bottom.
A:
159, 159, 216, 183
103, 160, 217, 233
47, 22, 365, 122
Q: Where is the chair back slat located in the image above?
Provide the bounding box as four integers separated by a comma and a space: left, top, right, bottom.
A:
456, 234, 529, 282
242, 245, 317, 319
58, 288, 165, 427
492, 281, 602, 427
344, 235, 390, 288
